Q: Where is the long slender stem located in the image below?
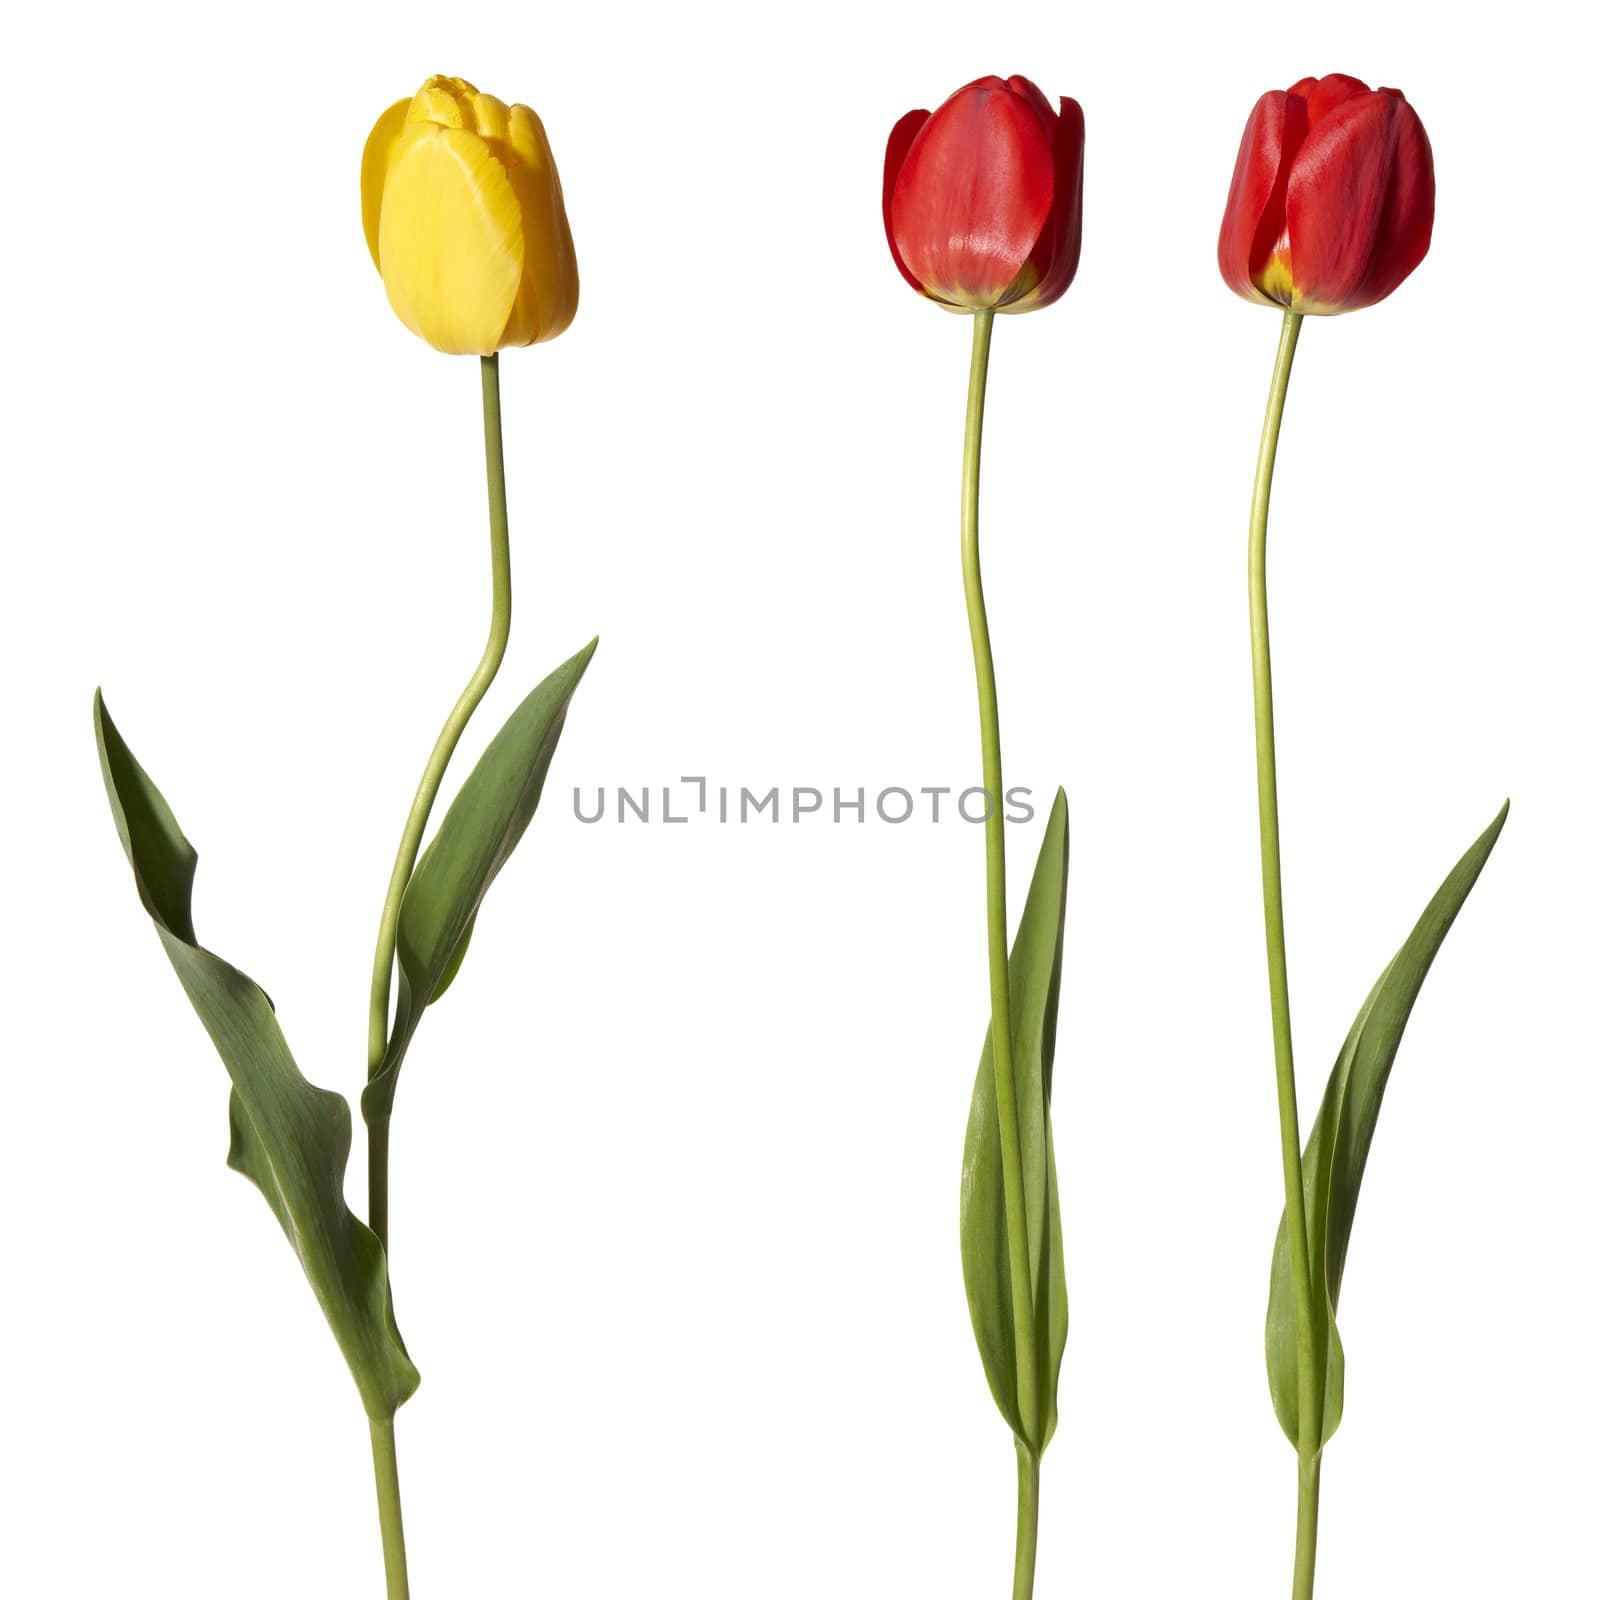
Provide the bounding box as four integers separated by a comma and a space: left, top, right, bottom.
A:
1294, 1453, 1321, 1600
369, 1417, 411, 1600
960, 310, 1042, 1586
1012, 1441, 1041, 1600
1248, 309, 1323, 1596
365, 353, 514, 1247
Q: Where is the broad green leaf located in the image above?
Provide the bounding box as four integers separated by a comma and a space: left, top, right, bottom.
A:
94, 692, 419, 1421
1266, 801, 1509, 1450
429, 911, 476, 1004
960, 788, 1070, 1455
363, 638, 596, 1125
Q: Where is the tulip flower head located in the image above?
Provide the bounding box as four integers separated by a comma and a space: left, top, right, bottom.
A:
884, 75, 1084, 313
362, 76, 578, 355
1218, 74, 1433, 315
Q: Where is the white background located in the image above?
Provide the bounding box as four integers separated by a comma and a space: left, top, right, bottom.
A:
3, 1, 1595, 1594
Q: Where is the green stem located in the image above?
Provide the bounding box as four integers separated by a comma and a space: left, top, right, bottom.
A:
368, 1122, 392, 1258
960, 309, 1039, 1442
365, 352, 514, 1247
1294, 1453, 1321, 1600
369, 1416, 411, 1600
1248, 310, 1324, 1590
1012, 1441, 1041, 1600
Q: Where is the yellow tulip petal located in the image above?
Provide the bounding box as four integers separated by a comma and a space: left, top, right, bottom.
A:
378, 126, 524, 355
467, 92, 511, 146
499, 104, 579, 345
506, 102, 553, 176
410, 78, 471, 129
360, 99, 411, 271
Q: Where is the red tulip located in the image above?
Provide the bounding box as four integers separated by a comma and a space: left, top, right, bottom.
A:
1218, 74, 1434, 315
884, 75, 1084, 313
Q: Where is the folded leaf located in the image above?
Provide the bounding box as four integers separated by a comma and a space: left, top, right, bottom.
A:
429, 911, 477, 1004
363, 638, 597, 1124
960, 788, 1070, 1454
94, 692, 419, 1421
1266, 801, 1509, 1450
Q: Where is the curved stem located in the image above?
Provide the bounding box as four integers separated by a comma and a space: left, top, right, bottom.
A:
369, 1417, 411, 1600
1248, 310, 1323, 1594
1012, 1441, 1041, 1600
365, 352, 513, 1247
960, 310, 1039, 1442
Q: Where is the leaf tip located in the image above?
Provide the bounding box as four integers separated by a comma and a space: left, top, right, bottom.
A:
1482, 797, 1511, 850
1045, 786, 1069, 847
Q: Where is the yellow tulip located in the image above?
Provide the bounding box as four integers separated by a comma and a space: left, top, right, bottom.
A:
362, 76, 579, 356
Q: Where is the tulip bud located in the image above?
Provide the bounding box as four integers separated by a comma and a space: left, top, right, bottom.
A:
1218, 74, 1433, 316
362, 76, 579, 355
884, 75, 1084, 314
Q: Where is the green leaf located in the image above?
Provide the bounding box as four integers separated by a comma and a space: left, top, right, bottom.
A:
429, 911, 476, 1005
363, 638, 597, 1125
94, 692, 419, 1421
960, 788, 1070, 1454
1266, 801, 1509, 1451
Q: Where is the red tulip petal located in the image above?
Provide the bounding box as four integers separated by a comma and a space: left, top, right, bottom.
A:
1284, 89, 1410, 309
883, 108, 932, 293
1005, 74, 1057, 130
1009, 95, 1085, 311
1346, 92, 1434, 309
889, 79, 1056, 308
1218, 91, 1306, 302
1304, 73, 1371, 124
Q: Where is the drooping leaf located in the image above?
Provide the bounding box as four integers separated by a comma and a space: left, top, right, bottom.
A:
363, 638, 597, 1125
959, 788, 1070, 1455
94, 692, 419, 1421
1266, 801, 1509, 1450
